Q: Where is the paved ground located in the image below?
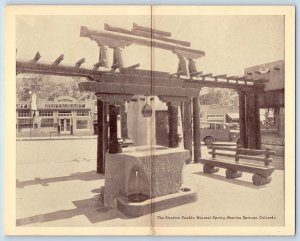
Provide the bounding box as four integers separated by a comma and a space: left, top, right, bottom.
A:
16, 139, 285, 227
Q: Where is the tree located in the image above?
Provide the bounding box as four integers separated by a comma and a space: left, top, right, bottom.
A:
200, 88, 239, 106
16, 74, 94, 101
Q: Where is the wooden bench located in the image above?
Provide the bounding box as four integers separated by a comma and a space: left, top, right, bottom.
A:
199, 144, 276, 185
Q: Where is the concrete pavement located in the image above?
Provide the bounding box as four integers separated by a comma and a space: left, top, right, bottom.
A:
16, 139, 285, 227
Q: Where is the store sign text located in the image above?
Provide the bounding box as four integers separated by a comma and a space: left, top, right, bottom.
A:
16, 104, 28, 109
44, 103, 86, 109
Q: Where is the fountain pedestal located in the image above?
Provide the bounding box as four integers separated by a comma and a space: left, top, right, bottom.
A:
103, 145, 197, 217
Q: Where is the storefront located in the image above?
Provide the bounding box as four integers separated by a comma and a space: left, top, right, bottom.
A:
200, 105, 239, 123
244, 60, 284, 137
16, 96, 95, 137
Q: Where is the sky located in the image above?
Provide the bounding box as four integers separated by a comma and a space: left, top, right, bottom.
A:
16, 14, 284, 77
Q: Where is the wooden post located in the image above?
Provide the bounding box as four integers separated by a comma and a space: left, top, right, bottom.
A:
254, 92, 261, 149
246, 92, 256, 149
264, 147, 271, 166
212, 146, 216, 158
182, 98, 192, 162
96, 99, 107, 174
235, 145, 240, 163
193, 97, 201, 162
99, 44, 108, 68
168, 103, 179, 148
120, 103, 128, 139
112, 47, 124, 70
108, 105, 122, 154
238, 91, 247, 148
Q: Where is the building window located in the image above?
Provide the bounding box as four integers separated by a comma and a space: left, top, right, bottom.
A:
18, 110, 30, 117
76, 120, 88, 129
58, 111, 72, 117
39, 110, 54, 117
77, 111, 89, 116
41, 118, 54, 127
18, 118, 31, 127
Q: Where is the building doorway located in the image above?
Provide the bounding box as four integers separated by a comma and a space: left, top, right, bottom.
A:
59, 118, 71, 134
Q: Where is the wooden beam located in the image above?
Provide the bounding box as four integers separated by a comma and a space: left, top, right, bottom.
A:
132, 23, 171, 37
170, 70, 185, 77
132, 29, 191, 47
213, 74, 227, 79
246, 92, 256, 149
108, 105, 122, 154
104, 23, 191, 47
123, 63, 140, 69
74, 58, 85, 68
17, 61, 101, 79
193, 97, 201, 162
168, 104, 179, 148
52, 54, 64, 66
96, 99, 107, 174
199, 73, 213, 78
255, 78, 269, 83
80, 26, 205, 59
183, 79, 264, 92
99, 44, 108, 68
29, 52, 41, 63
93, 62, 101, 71
226, 76, 238, 80
254, 92, 261, 149
17, 60, 265, 92
239, 91, 247, 148
190, 71, 203, 77
182, 99, 192, 162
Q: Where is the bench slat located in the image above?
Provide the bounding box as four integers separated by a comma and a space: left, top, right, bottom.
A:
237, 154, 268, 162
209, 145, 276, 156
211, 146, 237, 151
208, 151, 236, 158
199, 158, 275, 177
237, 148, 276, 155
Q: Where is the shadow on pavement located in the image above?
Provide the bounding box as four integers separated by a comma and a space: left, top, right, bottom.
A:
16, 170, 103, 188
16, 197, 123, 226
192, 172, 267, 189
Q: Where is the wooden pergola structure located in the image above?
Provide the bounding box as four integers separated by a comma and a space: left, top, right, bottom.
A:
16, 23, 269, 174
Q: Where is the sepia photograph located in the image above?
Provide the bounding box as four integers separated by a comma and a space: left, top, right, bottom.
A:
4, 5, 295, 235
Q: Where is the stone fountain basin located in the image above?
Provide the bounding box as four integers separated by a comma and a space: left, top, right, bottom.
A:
116, 188, 198, 217
123, 145, 170, 155
104, 145, 191, 208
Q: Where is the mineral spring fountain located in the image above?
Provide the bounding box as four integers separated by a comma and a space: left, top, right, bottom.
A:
77, 23, 203, 217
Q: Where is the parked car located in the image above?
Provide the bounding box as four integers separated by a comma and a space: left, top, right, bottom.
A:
200, 122, 240, 145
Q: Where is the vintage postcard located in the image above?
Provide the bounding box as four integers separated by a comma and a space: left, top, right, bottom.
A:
4, 5, 295, 235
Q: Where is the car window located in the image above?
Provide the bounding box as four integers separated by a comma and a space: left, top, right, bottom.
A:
209, 123, 216, 130
216, 124, 223, 130
200, 123, 210, 129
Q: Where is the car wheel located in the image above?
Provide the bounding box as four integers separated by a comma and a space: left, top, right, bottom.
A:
204, 136, 214, 145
